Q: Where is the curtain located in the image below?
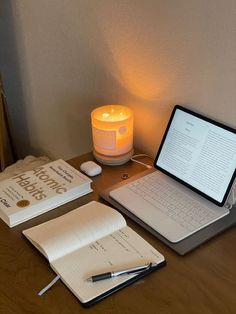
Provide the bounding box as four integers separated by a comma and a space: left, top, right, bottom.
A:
0, 78, 15, 171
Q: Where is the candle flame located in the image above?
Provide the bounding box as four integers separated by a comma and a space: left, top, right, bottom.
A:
102, 113, 110, 118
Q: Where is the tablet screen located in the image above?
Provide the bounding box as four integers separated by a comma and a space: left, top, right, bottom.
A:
154, 105, 236, 206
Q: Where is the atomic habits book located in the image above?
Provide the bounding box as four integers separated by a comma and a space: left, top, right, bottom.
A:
0, 159, 92, 227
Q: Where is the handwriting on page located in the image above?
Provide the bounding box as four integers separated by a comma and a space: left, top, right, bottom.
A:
88, 228, 159, 269
50, 225, 163, 303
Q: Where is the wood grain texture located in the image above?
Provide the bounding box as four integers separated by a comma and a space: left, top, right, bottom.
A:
0, 152, 235, 314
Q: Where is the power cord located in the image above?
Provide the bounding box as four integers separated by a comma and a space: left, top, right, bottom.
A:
130, 154, 153, 169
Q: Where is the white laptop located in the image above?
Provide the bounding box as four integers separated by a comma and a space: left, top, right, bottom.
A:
109, 105, 236, 243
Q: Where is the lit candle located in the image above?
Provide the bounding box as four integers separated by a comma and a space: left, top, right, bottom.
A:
91, 105, 134, 165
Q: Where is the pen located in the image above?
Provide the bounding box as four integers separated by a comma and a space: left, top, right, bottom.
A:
86, 262, 157, 282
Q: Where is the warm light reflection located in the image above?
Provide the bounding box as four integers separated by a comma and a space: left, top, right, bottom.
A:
94, 22, 167, 100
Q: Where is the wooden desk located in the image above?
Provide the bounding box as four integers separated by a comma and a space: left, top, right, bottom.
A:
1, 153, 235, 314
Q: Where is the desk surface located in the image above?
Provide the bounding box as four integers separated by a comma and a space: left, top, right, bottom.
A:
1, 153, 235, 314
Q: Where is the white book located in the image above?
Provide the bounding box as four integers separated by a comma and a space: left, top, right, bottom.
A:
23, 201, 166, 306
0, 159, 92, 227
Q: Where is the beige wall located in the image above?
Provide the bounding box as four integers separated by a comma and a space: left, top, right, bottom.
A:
1, 0, 236, 160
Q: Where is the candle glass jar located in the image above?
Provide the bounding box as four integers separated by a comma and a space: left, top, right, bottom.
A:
91, 105, 134, 165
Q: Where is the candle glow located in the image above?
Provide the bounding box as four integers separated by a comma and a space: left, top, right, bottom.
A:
91, 105, 134, 165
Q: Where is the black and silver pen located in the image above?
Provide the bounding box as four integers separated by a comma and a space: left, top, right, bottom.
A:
86, 262, 157, 282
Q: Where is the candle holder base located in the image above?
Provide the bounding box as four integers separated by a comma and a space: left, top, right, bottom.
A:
93, 149, 134, 166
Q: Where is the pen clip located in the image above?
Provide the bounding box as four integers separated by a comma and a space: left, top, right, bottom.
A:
113, 262, 156, 277
125, 262, 155, 275
86, 262, 158, 282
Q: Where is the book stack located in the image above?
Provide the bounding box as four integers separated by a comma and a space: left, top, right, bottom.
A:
0, 159, 92, 227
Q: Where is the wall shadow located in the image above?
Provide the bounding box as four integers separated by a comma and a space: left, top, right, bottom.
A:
0, 1, 30, 159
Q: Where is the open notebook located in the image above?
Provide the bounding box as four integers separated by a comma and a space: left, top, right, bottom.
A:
109, 105, 236, 243
23, 201, 165, 306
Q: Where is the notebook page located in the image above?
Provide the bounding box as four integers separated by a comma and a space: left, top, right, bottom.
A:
51, 226, 165, 304
23, 201, 126, 262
